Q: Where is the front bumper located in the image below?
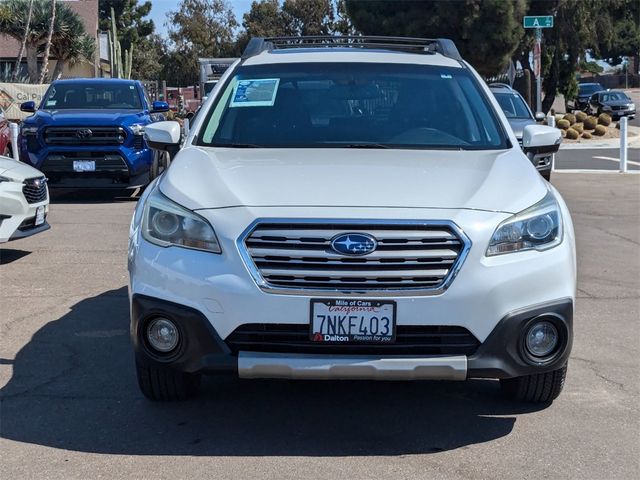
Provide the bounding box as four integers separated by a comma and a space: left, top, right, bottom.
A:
607, 109, 636, 119
0, 181, 49, 243
131, 294, 573, 380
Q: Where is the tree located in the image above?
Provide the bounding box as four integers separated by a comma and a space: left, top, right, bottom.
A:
38, 0, 56, 83
345, 0, 527, 77
98, 0, 153, 53
12, 0, 34, 81
281, 0, 335, 36
131, 34, 165, 80
165, 0, 238, 86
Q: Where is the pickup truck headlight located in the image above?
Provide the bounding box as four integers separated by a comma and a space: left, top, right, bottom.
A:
130, 123, 145, 135
629, 103, 636, 110
486, 190, 562, 256
21, 126, 38, 135
142, 188, 221, 253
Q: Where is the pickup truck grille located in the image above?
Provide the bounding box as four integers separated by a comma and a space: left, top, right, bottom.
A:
226, 324, 480, 356
44, 126, 126, 146
22, 177, 48, 203
241, 221, 470, 294
43, 152, 128, 172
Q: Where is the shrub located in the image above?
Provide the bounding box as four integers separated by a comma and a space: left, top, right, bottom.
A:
557, 119, 571, 130
565, 128, 579, 140
575, 111, 588, 123
582, 131, 592, 139
593, 125, 607, 136
597, 113, 612, 126
563, 113, 577, 124
583, 116, 598, 130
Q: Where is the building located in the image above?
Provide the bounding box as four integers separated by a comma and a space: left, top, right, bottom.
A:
0, 0, 106, 80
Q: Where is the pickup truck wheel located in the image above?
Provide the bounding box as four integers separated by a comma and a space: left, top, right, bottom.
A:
149, 151, 170, 181
136, 361, 201, 401
500, 364, 567, 403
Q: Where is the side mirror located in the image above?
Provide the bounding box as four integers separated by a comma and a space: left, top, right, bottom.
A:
151, 101, 169, 113
522, 124, 562, 155
534, 112, 546, 122
20, 101, 36, 113
145, 121, 181, 157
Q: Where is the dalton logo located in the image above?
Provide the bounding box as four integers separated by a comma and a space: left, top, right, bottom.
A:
313, 332, 324, 342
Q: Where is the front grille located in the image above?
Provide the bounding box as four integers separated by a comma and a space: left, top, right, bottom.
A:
22, 177, 47, 203
44, 126, 126, 146
610, 105, 624, 111
226, 323, 480, 356
242, 221, 469, 293
43, 153, 128, 172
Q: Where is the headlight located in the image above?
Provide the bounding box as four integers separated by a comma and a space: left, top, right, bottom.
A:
21, 126, 38, 135
130, 123, 145, 135
486, 190, 562, 256
142, 187, 221, 253
629, 103, 635, 110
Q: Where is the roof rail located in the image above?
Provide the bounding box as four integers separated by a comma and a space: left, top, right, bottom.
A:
488, 82, 513, 90
241, 36, 463, 61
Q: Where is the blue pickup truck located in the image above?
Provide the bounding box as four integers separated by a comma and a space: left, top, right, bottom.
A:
19, 78, 169, 188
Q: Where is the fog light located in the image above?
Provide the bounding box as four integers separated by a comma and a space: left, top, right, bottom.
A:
146, 318, 179, 353
525, 321, 558, 358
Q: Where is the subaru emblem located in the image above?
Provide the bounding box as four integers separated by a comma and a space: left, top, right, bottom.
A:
331, 233, 377, 256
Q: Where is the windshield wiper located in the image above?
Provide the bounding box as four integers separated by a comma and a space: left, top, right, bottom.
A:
342, 143, 391, 149
210, 142, 262, 148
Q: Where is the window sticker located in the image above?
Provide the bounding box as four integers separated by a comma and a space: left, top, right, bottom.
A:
440, 74, 453, 79
230, 78, 280, 107
46, 100, 57, 107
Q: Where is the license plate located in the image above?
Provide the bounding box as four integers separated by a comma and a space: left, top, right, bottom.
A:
73, 160, 96, 172
35, 206, 45, 226
310, 299, 396, 343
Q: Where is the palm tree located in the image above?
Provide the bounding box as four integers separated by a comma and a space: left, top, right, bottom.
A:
50, 35, 96, 81
38, 0, 56, 83
12, 0, 34, 81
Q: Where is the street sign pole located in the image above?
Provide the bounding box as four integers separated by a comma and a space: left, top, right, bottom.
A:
523, 16, 553, 114
535, 28, 542, 114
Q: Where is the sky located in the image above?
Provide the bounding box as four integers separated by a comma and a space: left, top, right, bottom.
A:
148, 0, 254, 37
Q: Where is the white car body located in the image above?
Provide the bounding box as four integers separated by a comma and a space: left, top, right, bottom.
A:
128, 40, 576, 402
0, 155, 50, 243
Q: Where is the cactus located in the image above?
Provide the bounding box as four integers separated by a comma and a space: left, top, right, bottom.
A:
572, 123, 584, 134
597, 113, 612, 126
557, 119, 571, 130
107, 7, 134, 79
563, 113, 576, 125
575, 111, 588, 123
593, 125, 607, 136
582, 131, 592, 139
565, 128, 579, 140
584, 116, 598, 130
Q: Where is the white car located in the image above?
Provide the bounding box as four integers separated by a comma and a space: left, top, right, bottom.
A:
0, 155, 49, 243
129, 37, 575, 403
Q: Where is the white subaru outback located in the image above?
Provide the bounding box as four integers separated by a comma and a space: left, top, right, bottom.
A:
129, 37, 575, 403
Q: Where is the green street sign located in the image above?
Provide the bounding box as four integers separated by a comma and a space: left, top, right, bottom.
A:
523, 16, 554, 28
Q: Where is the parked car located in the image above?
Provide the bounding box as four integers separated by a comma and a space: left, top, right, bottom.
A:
0, 111, 12, 157
567, 82, 605, 112
18, 78, 169, 188
130, 36, 574, 404
588, 90, 636, 119
490, 83, 554, 180
0, 154, 49, 243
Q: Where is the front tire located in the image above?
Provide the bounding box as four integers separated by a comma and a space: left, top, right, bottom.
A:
136, 361, 201, 401
500, 364, 567, 403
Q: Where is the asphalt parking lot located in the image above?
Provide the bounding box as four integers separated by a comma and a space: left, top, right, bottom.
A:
1, 172, 639, 480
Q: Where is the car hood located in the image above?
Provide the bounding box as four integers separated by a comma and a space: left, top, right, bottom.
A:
506, 118, 535, 139
0, 155, 45, 180
27, 109, 146, 126
604, 100, 633, 107
159, 147, 546, 215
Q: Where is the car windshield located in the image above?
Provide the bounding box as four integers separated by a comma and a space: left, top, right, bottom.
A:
42, 83, 142, 110
578, 84, 603, 95
198, 62, 507, 150
601, 92, 629, 102
494, 92, 531, 119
